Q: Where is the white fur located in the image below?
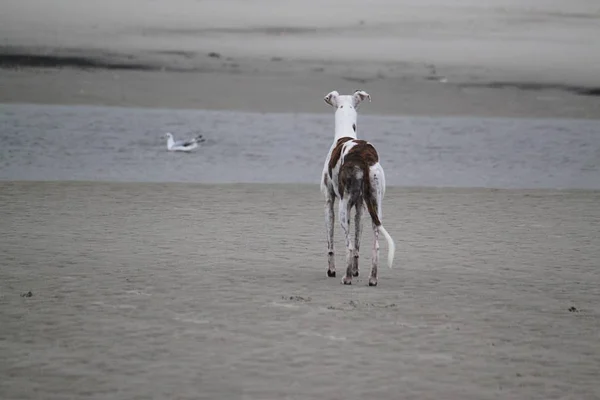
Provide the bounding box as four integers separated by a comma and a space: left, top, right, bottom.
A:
321, 90, 395, 286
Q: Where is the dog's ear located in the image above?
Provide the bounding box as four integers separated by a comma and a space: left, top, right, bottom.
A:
324, 91, 340, 107
352, 90, 371, 107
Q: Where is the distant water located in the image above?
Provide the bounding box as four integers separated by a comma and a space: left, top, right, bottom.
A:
1, 103, 599, 189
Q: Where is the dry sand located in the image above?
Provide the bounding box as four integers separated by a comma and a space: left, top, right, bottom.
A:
1, 182, 599, 399
1, 0, 600, 118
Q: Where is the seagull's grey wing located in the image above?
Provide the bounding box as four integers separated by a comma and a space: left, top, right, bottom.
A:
174, 138, 196, 147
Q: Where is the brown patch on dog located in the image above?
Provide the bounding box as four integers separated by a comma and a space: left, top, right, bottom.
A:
328, 137, 354, 178
337, 140, 381, 225
343, 140, 379, 166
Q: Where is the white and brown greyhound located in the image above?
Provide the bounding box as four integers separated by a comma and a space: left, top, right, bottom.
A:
320, 90, 395, 286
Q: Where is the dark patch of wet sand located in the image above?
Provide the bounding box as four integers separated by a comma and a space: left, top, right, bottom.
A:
2, 61, 600, 119
1, 182, 599, 399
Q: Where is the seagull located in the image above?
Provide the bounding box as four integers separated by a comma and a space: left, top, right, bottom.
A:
164, 132, 205, 152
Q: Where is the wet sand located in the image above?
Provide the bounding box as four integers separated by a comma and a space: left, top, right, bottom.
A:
2, 67, 599, 119
1, 0, 600, 118
1, 182, 599, 399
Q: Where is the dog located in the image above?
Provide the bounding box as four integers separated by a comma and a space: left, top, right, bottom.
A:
320, 90, 395, 286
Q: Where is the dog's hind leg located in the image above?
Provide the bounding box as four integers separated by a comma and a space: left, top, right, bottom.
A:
370, 220, 380, 286
352, 198, 363, 277
339, 198, 354, 285
325, 190, 336, 277
368, 168, 387, 286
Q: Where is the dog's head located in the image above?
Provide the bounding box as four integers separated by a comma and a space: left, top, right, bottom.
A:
324, 90, 371, 110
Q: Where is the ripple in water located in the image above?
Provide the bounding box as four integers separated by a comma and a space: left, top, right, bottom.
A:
0, 103, 598, 189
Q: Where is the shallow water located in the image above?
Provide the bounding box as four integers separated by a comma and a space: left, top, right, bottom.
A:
1, 103, 599, 188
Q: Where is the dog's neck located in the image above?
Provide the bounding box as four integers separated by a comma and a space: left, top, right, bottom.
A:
334, 107, 358, 141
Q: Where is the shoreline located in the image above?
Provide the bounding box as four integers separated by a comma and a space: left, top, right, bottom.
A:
2, 180, 599, 193
4, 99, 600, 121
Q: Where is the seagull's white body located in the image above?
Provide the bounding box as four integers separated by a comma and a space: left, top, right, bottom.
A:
165, 132, 205, 152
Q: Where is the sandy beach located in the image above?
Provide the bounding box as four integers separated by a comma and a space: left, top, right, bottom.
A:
1, 1, 600, 399
1, 182, 599, 399
1, 0, 600, 118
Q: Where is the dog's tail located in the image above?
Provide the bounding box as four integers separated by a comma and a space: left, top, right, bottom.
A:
363, 164, 395, 269
378, 225, 395, 269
